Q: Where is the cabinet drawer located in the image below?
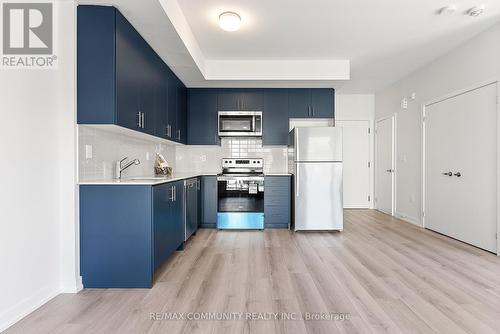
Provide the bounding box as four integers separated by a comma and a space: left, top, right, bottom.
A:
264, 205, 290, 223
264, 193, 289, 206
265, 176, 290, 188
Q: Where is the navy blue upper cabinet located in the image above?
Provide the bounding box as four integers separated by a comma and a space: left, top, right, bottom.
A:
187, 89, 219, 145
78, 6, 187, 142
154, 62, 168, 139
218, 89, 264, 111
176, 80, 188, 143
288, 89, 311, 118
288, 88, 335, 118
77, 6, 116, 124
311, 89, 335, 118
263, 89, 289, 145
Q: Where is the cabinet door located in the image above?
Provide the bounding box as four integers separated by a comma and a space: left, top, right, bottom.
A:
77, 6, 116, 124
263, 89, 289, 145
240, 89, 264, 110
171, 181, 185, 244
154, 62, 168, 139
217, 89, 241, 111
311, 89, 334, 118
166, 69, 177, 141
138, 56, 156, 135
288, 89, 311, 118
201, 176, 217, 228
153, 183, 174, 271
176, 81, 187, 143
187, 89, 219, 145
115, 10, 142, 130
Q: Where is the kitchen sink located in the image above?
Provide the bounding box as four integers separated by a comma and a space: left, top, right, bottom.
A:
128, 177, 170, 181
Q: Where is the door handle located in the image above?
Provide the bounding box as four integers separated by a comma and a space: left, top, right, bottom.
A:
454, 172, 461, 177
386, 169, 394, 173
442, 172, 452, 176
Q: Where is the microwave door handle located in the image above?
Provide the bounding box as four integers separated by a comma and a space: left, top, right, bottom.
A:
252, 116, 256, 132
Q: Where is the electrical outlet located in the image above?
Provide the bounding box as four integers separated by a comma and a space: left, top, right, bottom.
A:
85, 145, 93, 159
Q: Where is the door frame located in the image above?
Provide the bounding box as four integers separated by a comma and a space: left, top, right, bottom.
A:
422, 79, 500, 255
375, 114, 396, 216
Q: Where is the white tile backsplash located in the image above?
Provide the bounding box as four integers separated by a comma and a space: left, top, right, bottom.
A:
78, 126, 176, 180
176, 138, 288, 174
79, 127, 288, 180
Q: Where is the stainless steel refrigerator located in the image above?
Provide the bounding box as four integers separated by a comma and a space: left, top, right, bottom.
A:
288, 127, 343, 231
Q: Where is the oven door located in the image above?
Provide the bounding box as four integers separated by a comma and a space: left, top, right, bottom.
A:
218, 112, 262, 137
217, 178, 264, 229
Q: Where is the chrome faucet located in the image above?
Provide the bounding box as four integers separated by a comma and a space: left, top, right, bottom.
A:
115, 157, 140, 179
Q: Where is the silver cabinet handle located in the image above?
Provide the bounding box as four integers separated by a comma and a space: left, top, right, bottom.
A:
137, 111, 142, 128
387, 169, 394, 173
454, 172, 462, 177
169, 186, 175, 202
442, 171, 452, 176
177, 129, 181, 140
197, 179, 200, 190
173, 185, 176, 201
141, 112, 145, 129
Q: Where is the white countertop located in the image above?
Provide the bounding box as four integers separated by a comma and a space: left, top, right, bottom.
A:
79, 173, 216, 186
79, 172, 290, 185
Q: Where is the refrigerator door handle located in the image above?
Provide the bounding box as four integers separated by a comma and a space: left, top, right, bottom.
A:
296, 166, 300, 197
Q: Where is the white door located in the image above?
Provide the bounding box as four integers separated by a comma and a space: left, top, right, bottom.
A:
336, 120, 370, 208
375, 117, 394, 215
425, 83, 497, 253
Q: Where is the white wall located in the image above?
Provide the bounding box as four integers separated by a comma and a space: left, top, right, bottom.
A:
375, 22, 500, 225
0, 1, 78, 331
336, 94, 375, 208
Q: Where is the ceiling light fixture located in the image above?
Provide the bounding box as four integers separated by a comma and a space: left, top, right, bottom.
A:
438, 5, 457, 15
219, 11, 241, 32
467, 5, 485, 17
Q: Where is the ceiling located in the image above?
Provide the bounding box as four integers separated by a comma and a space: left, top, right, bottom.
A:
79, 0, 500, 93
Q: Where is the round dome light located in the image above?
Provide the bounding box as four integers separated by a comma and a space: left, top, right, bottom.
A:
219, 12, 241, 32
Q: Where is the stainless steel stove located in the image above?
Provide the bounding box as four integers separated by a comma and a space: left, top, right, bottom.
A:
216, 158, 265, 229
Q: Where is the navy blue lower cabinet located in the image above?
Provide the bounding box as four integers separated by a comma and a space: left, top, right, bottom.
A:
201, 176, 217, 228
80, 185, 153, 288
153, 182, 184, 271
80, 183, 185, 288
264, 176, 291, 229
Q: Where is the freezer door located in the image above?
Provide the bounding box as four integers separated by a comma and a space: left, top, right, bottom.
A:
294, 162, 343, 231
293, 127, 343, 162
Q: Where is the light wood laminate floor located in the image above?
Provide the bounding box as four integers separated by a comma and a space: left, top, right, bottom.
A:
5, 210, 500, 334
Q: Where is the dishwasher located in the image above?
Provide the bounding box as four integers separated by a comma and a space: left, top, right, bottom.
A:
184, 178, 199, 241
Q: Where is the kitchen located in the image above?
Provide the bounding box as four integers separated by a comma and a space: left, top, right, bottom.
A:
2, 0, 500, 333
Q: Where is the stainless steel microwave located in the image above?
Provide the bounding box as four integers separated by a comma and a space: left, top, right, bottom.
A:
218, 111, 262, 137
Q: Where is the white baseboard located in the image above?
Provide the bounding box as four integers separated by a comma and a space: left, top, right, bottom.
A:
0, 285, 60, 333
60, 276, 83, 293
395, 212, 422, 227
